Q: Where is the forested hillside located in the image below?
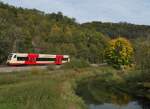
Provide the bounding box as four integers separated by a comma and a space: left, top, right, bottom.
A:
0, 2, 150, 64
0, 2, 108, 64
82, 21, 150, 39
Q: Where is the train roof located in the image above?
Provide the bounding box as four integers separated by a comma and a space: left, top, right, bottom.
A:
9, 53, 69, 57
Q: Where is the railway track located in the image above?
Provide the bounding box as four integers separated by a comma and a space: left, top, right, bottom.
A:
0, 63, 107, 73
0, 65, 48, 73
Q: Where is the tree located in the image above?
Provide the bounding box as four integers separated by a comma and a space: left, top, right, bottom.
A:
105, 37, 133, 69
134, 38, 150, 72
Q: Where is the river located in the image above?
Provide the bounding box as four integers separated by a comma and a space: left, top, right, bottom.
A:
89, 101, 141, 109
76, 74, 150, 109
88, 100, 150, 109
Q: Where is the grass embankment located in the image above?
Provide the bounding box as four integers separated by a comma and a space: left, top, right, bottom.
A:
0, 65, 149, 109
0, 65, 115, 109
0, 68, 88, 109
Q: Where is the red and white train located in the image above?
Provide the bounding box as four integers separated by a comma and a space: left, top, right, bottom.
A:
6, 53, 70, 65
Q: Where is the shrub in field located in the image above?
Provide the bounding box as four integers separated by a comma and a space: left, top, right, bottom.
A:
105, 37, 133, 69
62, 58, 90, 69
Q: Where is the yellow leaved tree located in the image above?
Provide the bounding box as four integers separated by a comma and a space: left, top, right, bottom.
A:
105, 37, 134, 69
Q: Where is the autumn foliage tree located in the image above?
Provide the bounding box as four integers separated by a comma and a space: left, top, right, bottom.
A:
105, 37, 134, 69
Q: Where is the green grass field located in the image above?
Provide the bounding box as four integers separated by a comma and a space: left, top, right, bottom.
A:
0, 66, 148, 109
0, 66, 117, 109
0, 68, 89, 109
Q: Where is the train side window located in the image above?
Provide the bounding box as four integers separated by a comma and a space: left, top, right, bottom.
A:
49, 58, 56, 61
63, 58, 68, 61
17, 57, 28, 61
36, 58, 55, 61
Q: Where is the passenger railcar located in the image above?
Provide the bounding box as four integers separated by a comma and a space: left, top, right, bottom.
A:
6, 53, 70, 65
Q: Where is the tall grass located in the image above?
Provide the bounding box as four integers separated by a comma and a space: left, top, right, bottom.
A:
0, 70, 86, 109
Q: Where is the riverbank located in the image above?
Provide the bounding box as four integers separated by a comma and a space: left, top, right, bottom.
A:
0, 66, 149, 109
75, 67, 150, 108
76, 68, 150, 98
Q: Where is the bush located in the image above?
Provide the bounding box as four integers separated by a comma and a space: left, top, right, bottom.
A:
105, 37, 134, 69
62, 58, 90, 69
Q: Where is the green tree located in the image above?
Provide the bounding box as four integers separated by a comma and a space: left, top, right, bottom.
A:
134, 38, 150, 72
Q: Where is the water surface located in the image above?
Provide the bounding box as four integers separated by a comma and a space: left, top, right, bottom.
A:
89, 101, 143, 109
76, 74, 150, 109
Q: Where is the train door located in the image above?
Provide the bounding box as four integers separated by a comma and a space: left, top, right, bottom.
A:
55, 55, 63, 65
25, 53, 39, 65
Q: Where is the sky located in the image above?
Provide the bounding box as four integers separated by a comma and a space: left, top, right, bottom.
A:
1, 0, 150, 25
